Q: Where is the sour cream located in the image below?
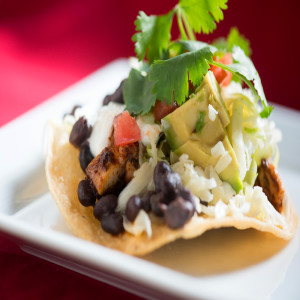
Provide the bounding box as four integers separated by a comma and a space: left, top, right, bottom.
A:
89, 102, 125, 157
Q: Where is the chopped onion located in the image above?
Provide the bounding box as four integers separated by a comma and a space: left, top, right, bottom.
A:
208, 104, 218, 121
215, 152, 232, 174
123, 210, 152, 237
211, 141, 226, 159
231, 100, 247, 180
215, 200, 228, 218
117, 161, 154, 212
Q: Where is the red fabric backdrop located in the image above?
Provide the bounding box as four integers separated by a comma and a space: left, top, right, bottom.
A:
0, 0, 299, 299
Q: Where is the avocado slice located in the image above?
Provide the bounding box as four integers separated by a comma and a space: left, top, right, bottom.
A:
162, 71, 242, 193
161, 71, 230, 150
176, 137, 243, 193
244, 157, 258, 187
161, 87, 208, 149
196, 71, 230, 128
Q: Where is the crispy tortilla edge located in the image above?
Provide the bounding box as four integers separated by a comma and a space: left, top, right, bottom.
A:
45, 122, 298, 256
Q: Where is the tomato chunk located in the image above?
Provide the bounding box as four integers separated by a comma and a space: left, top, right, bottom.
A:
210, 53, 233, 87
113, 111, 141, 146
153, 100, 178, 123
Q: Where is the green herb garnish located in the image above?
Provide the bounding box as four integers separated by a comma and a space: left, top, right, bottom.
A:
210, 47, 273, 118
213, 27, 251, 57
196, 111, 206, 133
227, 27, 251, 56
149, 47, 213, 105
124, 0, 272, 119
132, 11, 174, 64
123, 68, 156, 115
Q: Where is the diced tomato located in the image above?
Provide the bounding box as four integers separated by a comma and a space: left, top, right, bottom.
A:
210, 53, 233, 87
153, 100, 178, 123
113, 111, 141, 146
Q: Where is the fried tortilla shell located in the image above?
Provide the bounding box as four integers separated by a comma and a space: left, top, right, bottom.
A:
45, 123, 298, 256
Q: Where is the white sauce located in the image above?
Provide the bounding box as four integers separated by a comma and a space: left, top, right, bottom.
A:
89, 102, 125, 157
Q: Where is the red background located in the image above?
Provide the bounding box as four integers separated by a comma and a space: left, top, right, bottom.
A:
0, 0, 299, 299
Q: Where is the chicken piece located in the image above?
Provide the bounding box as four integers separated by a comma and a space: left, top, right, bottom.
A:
86, 142, 139, 195
125, 153, 139, 183
255, 159, 284, 213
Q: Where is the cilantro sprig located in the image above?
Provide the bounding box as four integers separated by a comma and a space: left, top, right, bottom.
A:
124, 0, 272, 119
210, 47, 273, 118
132, 11, 174, 64
213, 27, 251, 57
149, 47, 213, 105
133, 0, 228, 63
123, 68, 156, 115
176, 0, 228, 37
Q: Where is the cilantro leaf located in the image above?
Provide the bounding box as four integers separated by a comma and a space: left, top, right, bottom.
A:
149, 47, 213, 105
178, 40, 217, 53
211, 46, 273, 118
227, 27, 251, 56
212, 27, 251, 57
132, 10, 174, 64
123, 68, 156, 115
178, 0, 228, 34
231, 47, 265, 100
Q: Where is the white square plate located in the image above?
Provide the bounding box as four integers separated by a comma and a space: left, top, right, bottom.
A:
0, 59, 299, 300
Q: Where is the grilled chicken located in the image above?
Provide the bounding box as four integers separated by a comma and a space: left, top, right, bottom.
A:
255, 159, 284, 213
86, 142, 139, 195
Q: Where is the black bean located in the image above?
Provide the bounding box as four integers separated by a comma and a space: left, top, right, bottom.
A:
69, 117, 92, 148
77, 179, 96, 207
101, 213, 124, 235
141, 191, 155, 213
150, 192, 167, 217
79, 141, 94, 173
125, 195, 142, 222
177, 187, 195, 209
165, 197, 195, 229
93, 194, 118, 220
160, 172, 182, 198
153, 161, 172, 191
103, 79, 126, 105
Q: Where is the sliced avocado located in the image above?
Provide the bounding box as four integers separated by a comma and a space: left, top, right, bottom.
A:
220, 137, 243, 192
197, 71, 230, 128
175, 139, 216, 167
244, 157, 258, 187
191, 112, 226, 148
161, 87, 207, 150
176, 137, 243, 193
162, 71, 230, 150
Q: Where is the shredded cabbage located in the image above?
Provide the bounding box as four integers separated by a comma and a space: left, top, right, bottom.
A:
171, 154, 216, 202
123, 210, 152, 237
117, 161, 155, 212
